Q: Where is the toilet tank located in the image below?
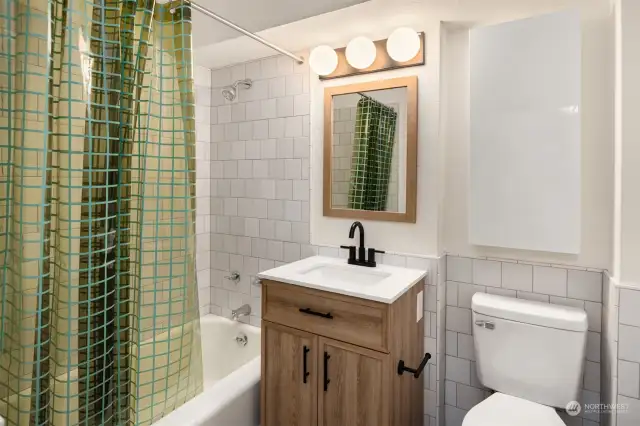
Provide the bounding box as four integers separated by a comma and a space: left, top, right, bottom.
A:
471, 293, 588, 408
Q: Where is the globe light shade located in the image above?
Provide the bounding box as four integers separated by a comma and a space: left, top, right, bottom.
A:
309, 45, 338, 76
386, 27, 420, 62
345, 36, 377, 69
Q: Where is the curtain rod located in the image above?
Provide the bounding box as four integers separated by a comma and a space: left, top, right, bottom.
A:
171, 1, 305, 64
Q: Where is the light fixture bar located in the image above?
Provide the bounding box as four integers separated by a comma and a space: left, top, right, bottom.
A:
318, 32, 425, 80
172, 1, 305, 64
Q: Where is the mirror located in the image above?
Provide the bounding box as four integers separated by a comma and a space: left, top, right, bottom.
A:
323, 77, 417, 222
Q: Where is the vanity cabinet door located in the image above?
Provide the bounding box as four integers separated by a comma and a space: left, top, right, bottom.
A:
318, 338, 389, 426
262, 321, 317, 426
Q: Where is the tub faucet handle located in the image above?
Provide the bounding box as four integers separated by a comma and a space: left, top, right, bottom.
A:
225, 271, 241, 282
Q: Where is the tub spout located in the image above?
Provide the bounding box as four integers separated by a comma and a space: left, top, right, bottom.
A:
231, 304, 251, 321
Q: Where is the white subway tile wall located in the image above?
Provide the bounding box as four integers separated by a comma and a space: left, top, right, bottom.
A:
444, 256, 604, 426
617, 287, 640, 426
601, 272, 623, 426
208, 54, 311, 324
432, 256, 448, 426
195, 65, 213, 315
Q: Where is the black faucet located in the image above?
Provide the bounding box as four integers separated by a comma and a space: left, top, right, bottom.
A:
341, 221, 384, 267
349, 221, 366, 264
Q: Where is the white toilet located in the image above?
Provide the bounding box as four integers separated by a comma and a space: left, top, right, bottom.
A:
463, 293, 588, 426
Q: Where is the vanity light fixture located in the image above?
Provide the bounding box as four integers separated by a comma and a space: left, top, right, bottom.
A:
345, 36, 377, 69
309, 45, 339, 76
316, 31, 425, 80
386, 27, 421, 62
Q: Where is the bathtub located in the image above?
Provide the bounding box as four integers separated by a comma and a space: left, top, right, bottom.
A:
155, 314, 261, 426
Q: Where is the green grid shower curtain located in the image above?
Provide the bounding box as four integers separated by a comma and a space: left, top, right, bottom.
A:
0, 1, 203, 425
348, 96, 398, 211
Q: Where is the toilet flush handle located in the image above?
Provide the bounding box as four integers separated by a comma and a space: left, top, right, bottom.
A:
475, 320, 495, 330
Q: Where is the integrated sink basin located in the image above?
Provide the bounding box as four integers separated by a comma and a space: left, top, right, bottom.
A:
258, 255, 428, 304
297, 263, 391, 286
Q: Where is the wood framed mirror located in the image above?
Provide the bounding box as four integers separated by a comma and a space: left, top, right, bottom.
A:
323, 76, 418, 222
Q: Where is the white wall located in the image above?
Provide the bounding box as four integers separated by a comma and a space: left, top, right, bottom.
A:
616, 0, 640, 285
310, 20, 444, 257
441, 13, 615, 270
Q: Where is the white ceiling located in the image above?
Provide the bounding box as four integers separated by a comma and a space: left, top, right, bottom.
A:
192, 0, 369, 48
193, 0, 612, 69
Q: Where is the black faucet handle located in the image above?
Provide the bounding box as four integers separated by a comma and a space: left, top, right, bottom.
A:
340, 245, 357, 262
367, 248, 385, 266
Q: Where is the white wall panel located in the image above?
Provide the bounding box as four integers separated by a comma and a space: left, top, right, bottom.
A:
469, 11, 581, 254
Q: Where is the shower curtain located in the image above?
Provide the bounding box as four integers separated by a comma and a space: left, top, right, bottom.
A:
348, 96, 398, 211
0, 1, 203, 425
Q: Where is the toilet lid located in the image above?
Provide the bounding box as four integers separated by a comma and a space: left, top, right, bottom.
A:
462, 393, 567, 426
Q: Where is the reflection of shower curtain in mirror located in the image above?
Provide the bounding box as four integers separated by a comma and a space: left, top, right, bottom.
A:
0, 1, 203, 425
348, 96, 398, 211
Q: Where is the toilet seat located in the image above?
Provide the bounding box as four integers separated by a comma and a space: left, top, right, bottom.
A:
462, 393, 567, 426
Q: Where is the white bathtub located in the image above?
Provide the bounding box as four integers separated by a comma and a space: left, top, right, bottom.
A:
155, 314, 261, 426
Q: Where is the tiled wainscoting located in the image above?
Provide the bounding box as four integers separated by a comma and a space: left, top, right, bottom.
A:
602, 273, 617, 426
444, 256, 603, 426
614, 286, 640, 426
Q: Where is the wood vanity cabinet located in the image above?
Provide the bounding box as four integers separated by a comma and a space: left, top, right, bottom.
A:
261, 279, 425, 426
262, 322, 317, 426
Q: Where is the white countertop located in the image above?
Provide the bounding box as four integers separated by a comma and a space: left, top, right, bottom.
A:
257, 256, 428, 304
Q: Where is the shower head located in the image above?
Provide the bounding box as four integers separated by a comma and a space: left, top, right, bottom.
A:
221, 79, 252, 102
221, 87, 236, 102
